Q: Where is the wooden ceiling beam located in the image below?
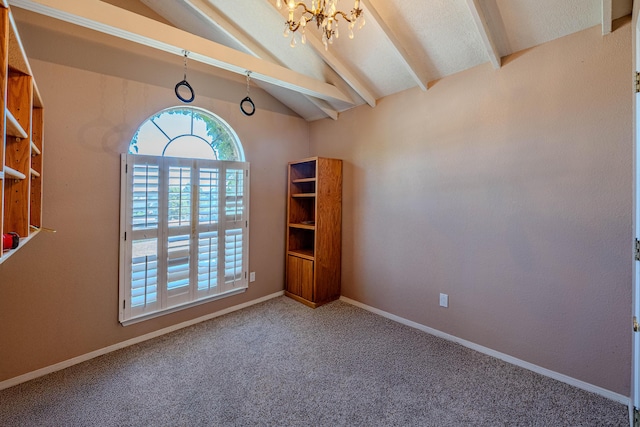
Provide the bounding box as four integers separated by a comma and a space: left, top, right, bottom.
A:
466, 0, 501, 69
602, 0, 613, 35
8, 0, 355, 105
360, 0, 428, 91
175, 0, 339, 120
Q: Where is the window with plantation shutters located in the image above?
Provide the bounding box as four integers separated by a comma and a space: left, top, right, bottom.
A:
119, 107, 248, 325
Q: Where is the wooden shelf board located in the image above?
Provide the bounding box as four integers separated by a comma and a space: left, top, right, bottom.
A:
6, 108, 27, 139
284, 291, 320, 308
31, 141, 41, 156
33, 81, 43, 108
289, 156, 319, 165
4, 165, 26, 180
0, 229, 39, 266
288, 249, 315, 261
7, 11, 32, 76
291, 193, 316, 198
289, 223, 315, 230
284, 291, 338, 309
292, 178, 316, 183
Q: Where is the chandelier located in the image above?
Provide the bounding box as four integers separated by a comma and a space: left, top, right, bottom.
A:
276, 0, 365, 49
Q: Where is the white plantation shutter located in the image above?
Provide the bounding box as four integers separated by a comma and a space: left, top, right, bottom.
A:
224, 167, 246, 288
122, 155, 162, 320
197, 167, 220, 297
165, 160, 193, 308
119, 154, 249, 324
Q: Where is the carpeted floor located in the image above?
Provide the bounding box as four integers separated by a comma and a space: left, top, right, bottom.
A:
0, 297, 629, 426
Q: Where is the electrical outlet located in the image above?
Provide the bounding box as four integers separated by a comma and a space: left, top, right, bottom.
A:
439, 293, 448, 308
249, 272, 256, 282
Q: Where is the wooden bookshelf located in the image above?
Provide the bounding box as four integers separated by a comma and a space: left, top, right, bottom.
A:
285, 157, 342, 308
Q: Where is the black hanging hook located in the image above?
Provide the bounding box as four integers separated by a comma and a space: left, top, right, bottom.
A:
240, 71, 256, 116
175, 50, 195, 103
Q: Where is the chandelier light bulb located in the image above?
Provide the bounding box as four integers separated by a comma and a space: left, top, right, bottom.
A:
281, 0, 363, 49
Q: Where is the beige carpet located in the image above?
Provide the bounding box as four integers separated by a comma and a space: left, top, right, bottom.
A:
0, 297, 628, 426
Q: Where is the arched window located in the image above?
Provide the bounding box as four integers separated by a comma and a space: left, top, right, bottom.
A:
119, 107, 250, 325
129, 106, 245, 161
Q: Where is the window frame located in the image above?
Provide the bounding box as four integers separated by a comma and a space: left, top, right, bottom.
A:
119, 154, 249, 326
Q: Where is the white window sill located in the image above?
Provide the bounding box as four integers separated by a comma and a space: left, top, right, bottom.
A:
120, 286, 248, 326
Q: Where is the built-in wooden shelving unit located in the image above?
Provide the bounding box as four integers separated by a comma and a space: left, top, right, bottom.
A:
1, 2, 45, 263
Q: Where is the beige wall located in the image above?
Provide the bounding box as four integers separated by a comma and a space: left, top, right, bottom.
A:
0, 9, 633, 398
311, 22, 633, 395
0, 20, 309, 381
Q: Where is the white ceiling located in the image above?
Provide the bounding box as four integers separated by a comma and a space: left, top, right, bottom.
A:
9, 0, 634, 121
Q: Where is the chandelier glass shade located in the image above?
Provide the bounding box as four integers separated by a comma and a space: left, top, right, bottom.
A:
276, 0, 365, 49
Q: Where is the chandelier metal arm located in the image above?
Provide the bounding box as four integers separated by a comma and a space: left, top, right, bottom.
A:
286, 2, 313, 32
334, 8, 362, 24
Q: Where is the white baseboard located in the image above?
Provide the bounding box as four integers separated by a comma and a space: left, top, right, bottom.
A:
0, 291, 285, 391
3, 290, 629, 406
339, 296, 630, 406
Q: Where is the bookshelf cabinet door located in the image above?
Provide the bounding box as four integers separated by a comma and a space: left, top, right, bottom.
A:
286, 255, 314, 301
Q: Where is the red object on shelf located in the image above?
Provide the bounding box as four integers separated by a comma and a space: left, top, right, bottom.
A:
2, 232, 19, 251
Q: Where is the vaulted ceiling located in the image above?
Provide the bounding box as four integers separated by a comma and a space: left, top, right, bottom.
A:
8, 0, 634, 121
